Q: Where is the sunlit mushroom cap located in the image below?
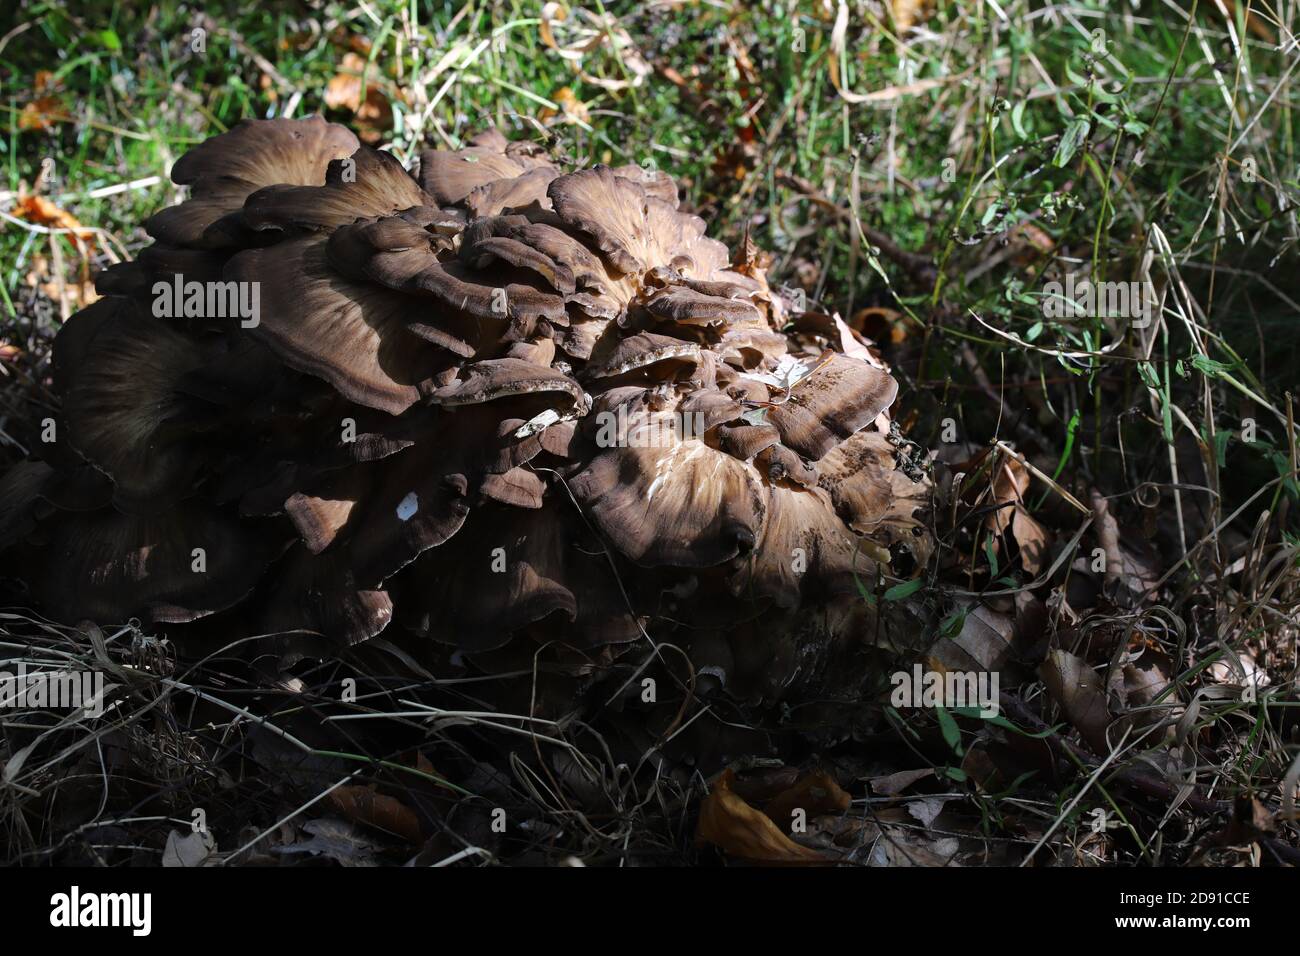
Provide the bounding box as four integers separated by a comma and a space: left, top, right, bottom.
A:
147, 117, 359, 248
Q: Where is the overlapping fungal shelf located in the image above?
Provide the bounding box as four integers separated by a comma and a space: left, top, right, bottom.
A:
0, 118, 932, 703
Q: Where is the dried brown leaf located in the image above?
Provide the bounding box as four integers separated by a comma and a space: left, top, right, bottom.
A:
324, 52, 395, 143
868, 767, 934, 796
19, 95, 66, 132
990, 453, 1049, 574
538, 86, 590, 126
930, 603, 1014, 673
1040, 648, 1112, 754
763, 770, 851, 830
326, 784, 423, 844
696, 769, 829, 864
889, 0, 930, 31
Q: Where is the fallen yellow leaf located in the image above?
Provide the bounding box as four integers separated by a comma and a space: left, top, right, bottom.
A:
696, 769, 829, 864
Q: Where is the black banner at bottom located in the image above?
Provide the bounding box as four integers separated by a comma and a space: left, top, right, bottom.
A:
0, 866, 1280, 943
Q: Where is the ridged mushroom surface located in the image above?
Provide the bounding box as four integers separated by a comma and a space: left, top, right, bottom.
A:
0, 118, 932, 701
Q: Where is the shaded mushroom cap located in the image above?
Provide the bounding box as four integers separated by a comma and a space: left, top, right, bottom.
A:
258, 547, 393, 665
0, 461, 55, 548
459, 216, 577, 293
334, 403, 552, 587
55, 298, 210, 513
475, 219, 612, 295
94, 245, 226, 304
28, 504, 282, 624
327, 216, 568, 334
404, 505, 577, 653
344, 455, 470, 586
214, 400, 419, 515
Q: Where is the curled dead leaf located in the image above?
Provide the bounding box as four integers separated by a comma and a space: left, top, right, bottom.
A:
868, 767, 934, 796
14, 195, 96, 247
1040, 648, 1112, 754
852, 306, 909, 345
538, 86, 590, 127
929, 603, 1015, 674
696, 769, 830, 864
325, 784, 423, 845
19, 95, 66, 132
324, 52, 396, 143
989, 450, 1049, 575
889, 0, 932, 32
763, 770, 852, 830
1112, 643, 1181, 736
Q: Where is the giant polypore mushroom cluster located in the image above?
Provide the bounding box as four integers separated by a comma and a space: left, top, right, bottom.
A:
0, 118, 931, 703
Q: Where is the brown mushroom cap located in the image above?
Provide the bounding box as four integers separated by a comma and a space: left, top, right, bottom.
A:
327, 216, 568, 334
284, 466, 372, 554
427, 358, 585, 409
610, 163, 679, 207
30, 504, 281, 624
728, 483, 868, 609
417, 146, 535, 206
465, 166, 560, 218
146, 117, 359, 248
479, 467, 547, 509
764, 352, 899, 460
638, 284, 761, 328
241, 146, 429, 234
582, 330, 701, 380
547, 166, 657, 275
2, 124, 931, 682
460, 217, 577, 294
547, 166, 730, 282
56, 298, 209, 512
755, 442, 819, 488
713, 422, 781, 462
571, 390, 766, 567
405, 505, 577, 652
817, 430, 933, 565
226, 236, 446, 414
